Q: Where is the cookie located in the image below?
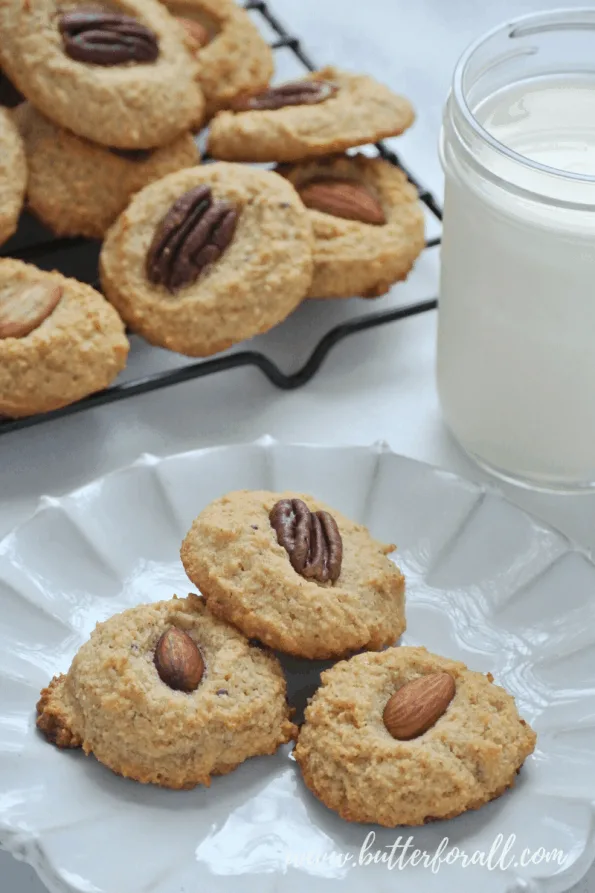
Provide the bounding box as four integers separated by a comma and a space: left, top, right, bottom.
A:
180, 490, 406, 659
279, 154, 426, 298
0, 258, 128, 417
207, 67, 415, 163
0, 0, 204, 149
0, 106, 26, 246
14, 103, 200, 239
36, 595, 297, 789
294, 646, 537, 826
100, 163, 313, 357
165, 0, 274, 117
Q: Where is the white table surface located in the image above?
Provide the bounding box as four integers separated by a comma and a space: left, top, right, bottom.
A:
2, 1, 594, 891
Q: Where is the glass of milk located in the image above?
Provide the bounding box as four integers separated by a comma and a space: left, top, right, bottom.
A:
438, 9, 595, 490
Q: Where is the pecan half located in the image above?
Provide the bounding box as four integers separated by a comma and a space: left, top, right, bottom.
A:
269, 498, 343, 584
230, 80, 338, 112
59, 10, 159, 66
146, 185, 238, 293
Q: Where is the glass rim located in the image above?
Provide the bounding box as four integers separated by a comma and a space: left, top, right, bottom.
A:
452, 7, 595, 186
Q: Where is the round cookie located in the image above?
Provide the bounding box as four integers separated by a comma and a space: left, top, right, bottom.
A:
164, 0, 274, 117
99, 163, 313, 357
294, 646, 537, 826
207, 67, 415, 163
279, 154, 426, 299
180, 490, 406, 659
0, 0, 204, 149
36, 595, 297, 788
14, 104, 200, 239
0, 106, 26, 247
0, 258, 129, 417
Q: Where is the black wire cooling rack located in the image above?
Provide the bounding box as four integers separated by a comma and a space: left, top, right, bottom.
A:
0, 0, 442, 436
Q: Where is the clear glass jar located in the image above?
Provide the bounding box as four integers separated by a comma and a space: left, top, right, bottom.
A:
438, 9, 595, 491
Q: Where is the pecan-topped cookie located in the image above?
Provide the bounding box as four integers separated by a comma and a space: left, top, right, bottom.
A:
100, 163, 313, 356
0, 107, 26, 247
295, 647, 537, 826
279, 154, 426, 298
164, 0, 274, 117
37, 595, 297, 788
0, 0, 204, 149
0, 259, 128, 417
14, 104, 200, 239
207, 67, 415, 162
180, 490, 406, 659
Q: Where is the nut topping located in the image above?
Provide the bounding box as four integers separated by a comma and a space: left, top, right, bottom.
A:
59, 10, 159, 66
230, 79, 338, 112
177, 17, 210, 50
269, 498, 343, 584
383, 673, 456, 741
0, 282, 63, 339
298, 179, 386, 225
154, 627, 204, 692
146, 185, 239, 293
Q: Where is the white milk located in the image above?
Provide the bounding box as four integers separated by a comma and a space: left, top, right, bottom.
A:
438, 74, 595, 488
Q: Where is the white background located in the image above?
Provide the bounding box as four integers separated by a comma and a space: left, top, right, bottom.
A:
2, 1, 594, 891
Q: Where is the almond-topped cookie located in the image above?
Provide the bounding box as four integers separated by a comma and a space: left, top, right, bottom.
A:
99, 163, 313, 357
37, 595, 297, 789
164, 0, 274, 117
14, 104, 200, 239
0, 0, 204, 149
207, 67, 415, 163
280, 154, 426, 298
0, 106, 26, 247
180, 490, 406, 659
295, 647, 537, 826
0, 259, 128, 417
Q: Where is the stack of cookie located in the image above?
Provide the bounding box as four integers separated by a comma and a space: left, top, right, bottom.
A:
0, 0, 427, 414
37, 488, 537, 827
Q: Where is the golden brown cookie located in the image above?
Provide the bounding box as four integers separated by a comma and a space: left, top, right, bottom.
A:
14, 104, 200, 239
0, 258, 128, 417
295, 646, 537, 826
207, 67, 415, 163
100, 163, 313, 357
165, 0, 274, 117
279, 153, 426, 298
180, 490, 406, 660
0, 106, 26, 246
36, 595, 297, 789
0, 0, 204, 149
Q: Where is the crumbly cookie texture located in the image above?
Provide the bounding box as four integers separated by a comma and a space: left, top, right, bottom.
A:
0, 106, 26, 246
36, 595, 297, 789
280, 154, 426, 299
100, 163, 313, 357
0, 0, 204, 149
295, 647, 537, 826
14, 104, 200, 239
207, 67, 415, 163
163, 0, 273, 117
180, 490, 406, 659
0, 259, 128, 417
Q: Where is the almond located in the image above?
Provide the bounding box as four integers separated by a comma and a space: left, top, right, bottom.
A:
177, 16, 210, 50
297, 179, 386, 225
154, 627, 204, 692
383, 672, 456, 740
0, 282, 63, 339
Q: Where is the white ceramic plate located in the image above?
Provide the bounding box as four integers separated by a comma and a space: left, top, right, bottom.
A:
1, 438, 594, 893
